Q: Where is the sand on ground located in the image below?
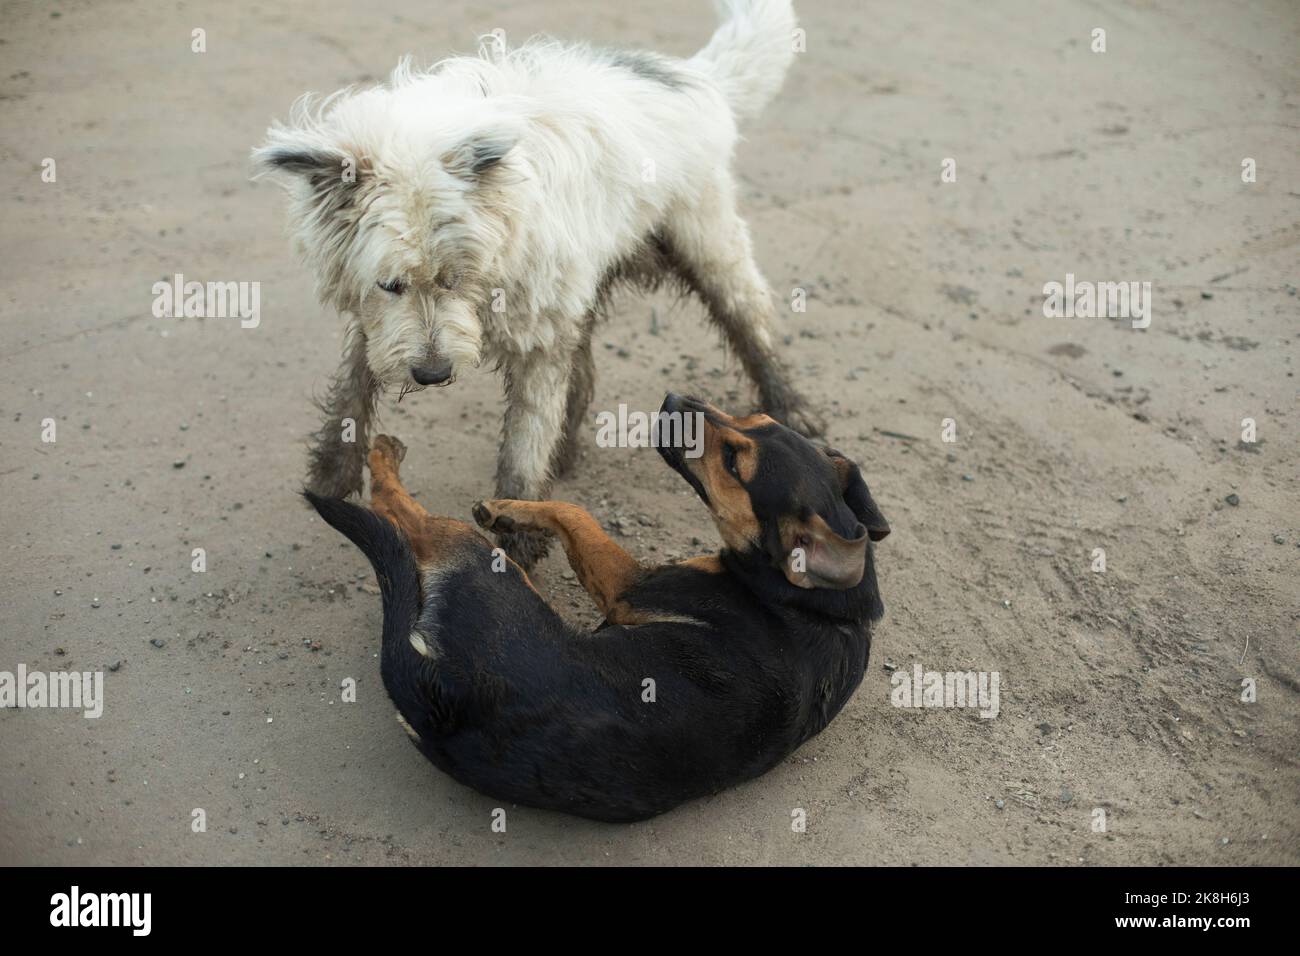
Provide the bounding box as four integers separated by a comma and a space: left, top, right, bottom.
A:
0, 0, 1296, 864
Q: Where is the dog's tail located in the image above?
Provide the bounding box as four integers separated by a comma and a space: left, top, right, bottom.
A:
302, 491, 422, 652
691, 0, 797, 122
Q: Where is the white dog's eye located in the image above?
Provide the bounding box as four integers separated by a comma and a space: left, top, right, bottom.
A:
378, 278, 407, 295
437, 272, 460, 291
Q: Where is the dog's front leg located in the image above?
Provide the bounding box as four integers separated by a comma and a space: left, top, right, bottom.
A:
473, 499, 643, 621
306, 326, 377, 499
493, 353, 573, 569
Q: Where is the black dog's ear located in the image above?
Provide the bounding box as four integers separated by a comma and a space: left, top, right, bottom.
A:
778, 513, 869, 590
824, 447, 890, 541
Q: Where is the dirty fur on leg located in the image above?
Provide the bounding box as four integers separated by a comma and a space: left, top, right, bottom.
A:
306, 325, 378, 499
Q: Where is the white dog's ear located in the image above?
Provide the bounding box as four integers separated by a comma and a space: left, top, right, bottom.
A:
442, 125, 518, 180
252, 128, 362, 191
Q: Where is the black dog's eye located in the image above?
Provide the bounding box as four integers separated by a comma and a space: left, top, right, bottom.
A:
377, 278, 407, 295
723, 443, 740, 478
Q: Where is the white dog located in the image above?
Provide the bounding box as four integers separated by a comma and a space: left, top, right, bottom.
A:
255, 0, 821, 566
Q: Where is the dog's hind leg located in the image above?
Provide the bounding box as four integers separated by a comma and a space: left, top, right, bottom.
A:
367, 434, 476, 564
307, 325, 378, 499
661, 183, 826, 438
472, 499, 643, 622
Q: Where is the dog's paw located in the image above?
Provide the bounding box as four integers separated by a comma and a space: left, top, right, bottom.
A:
371, 434, 408, 464
472, 500, 516, 533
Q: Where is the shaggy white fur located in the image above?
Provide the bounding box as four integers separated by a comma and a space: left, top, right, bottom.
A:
254, 0, 819, 566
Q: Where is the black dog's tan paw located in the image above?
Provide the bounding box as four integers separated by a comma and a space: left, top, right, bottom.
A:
472, 500, 515, 533
372, 434, 407, 464
473, 501, 551, 568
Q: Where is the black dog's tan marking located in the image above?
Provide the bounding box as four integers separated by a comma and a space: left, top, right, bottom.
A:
306, 395, 889, 823
367, 435, 454, 564
365, 435, 541, 599
472, 499, 646, 624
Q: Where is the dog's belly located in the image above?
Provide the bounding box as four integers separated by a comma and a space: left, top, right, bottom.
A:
387, 563, 869, 823
427, 644, 866, 824
478, 233, 675, 363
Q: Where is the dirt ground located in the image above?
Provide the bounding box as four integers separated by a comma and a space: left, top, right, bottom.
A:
1, 0, 1296, 866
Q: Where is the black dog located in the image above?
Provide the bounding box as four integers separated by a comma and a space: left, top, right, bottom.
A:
306, 394, 888, 822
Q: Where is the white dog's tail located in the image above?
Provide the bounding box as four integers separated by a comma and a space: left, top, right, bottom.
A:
691, 0, 797, 121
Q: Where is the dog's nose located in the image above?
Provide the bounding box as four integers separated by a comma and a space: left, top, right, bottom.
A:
411, 358, 454, 386
662, 392, 707, 416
